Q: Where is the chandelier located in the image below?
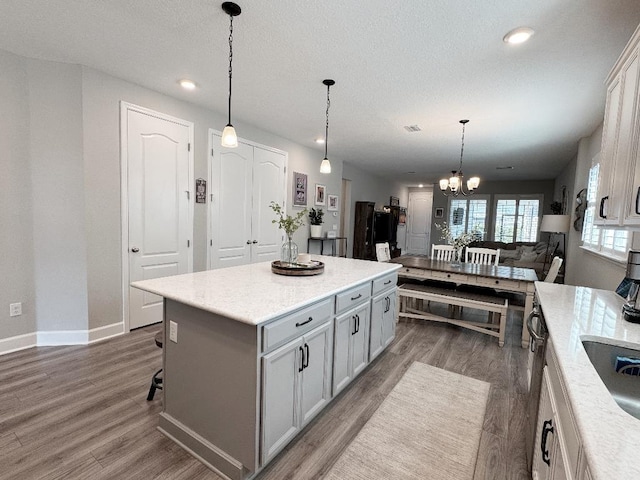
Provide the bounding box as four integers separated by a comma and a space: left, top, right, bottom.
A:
439, 119, 480, 196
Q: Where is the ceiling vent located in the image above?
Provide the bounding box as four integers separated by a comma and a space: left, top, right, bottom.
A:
404, 125, 421, 132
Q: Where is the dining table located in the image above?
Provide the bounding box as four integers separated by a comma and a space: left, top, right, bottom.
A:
390, 255, 539, 348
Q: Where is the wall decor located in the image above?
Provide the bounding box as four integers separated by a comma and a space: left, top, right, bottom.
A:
328, 194, 339, 211
315, 184, 326, 206
574, 188, 587, 232
196, 178, 207, 203
390, 196, 400, 207
435, 207, 444, 219
399, 207, 407, 225
293, 171, 308, 206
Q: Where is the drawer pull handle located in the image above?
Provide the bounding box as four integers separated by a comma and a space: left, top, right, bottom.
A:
447, 274, 451, 278
599, 196, 608, 219
384, 280, 392, 285
351, 293, 363, 301
304, 343, 310, 369
541, 419, 554, 466
296, 317, 313, 327
636, 187, 640, 215
298, 346, 305, 372
495, 280, 499, 284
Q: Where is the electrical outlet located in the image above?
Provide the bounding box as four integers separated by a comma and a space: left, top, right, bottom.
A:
169, 320, 178, 343
10, 303, 22, 317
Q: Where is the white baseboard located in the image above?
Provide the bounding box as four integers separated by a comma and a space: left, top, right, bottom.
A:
0, 332, 38, 355
0, 322, 125, 355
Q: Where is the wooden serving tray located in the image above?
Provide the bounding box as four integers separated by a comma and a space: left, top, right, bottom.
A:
271, 260, 325, 276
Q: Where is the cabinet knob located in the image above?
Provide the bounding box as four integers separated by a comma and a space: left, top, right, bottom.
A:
131, 247, 139, 253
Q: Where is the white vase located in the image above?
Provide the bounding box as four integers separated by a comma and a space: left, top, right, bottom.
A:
310, 225, 322, 238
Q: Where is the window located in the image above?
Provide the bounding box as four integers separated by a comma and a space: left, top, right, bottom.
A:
446, 196, 489, 239
493, 195, 541, 242
581, 163, 629, 259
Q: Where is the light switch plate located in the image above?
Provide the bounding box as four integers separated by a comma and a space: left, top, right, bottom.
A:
10, 303, 22, 317
169, 320, 178, 343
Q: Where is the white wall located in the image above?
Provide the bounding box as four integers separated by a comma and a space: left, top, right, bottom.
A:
563, 124, 627, 289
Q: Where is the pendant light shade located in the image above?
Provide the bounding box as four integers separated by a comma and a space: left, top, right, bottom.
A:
221, 2, 241, 148
439, 119, 480, 196
320, 79, 335, 174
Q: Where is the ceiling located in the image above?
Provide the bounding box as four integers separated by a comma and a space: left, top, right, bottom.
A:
1, 1, 639, 186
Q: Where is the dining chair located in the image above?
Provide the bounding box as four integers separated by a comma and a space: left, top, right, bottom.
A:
376, 242, 391, 262
544, 256, 563, 283
431, 244, 455, 261
466, 247, 500, 266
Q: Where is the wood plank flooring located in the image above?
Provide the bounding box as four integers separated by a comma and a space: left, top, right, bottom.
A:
0, 308, 530, 480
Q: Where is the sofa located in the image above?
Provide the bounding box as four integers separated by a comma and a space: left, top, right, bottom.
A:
467, 241, 550, 279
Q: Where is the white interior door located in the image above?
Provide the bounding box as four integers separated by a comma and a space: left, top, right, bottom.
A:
252, 148, 286, 262
210, 138, 253, 269
126, 106, 193, 329
406, 189, 433, 255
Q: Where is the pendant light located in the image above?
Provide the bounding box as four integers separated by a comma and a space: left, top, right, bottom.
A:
320, 79, 335, 174
439, 119, 480, 196
221, 2, 241, 148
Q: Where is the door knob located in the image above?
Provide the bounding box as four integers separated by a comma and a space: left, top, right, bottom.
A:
131, 247, 139, 252
246, 240, 251, 244
252, 240, 258, 244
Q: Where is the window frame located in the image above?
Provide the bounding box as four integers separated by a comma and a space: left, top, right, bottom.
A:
492, 194, 543, 243
446, 194, 490, 240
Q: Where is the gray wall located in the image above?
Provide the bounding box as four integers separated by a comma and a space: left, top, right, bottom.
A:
2, 49, 401, 342
342, 162, 409, 258
0, 50, 36, 340
429, 180, 555, 245
563, 124, 628, 289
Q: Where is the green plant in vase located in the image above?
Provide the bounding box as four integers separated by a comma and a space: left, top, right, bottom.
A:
270, 201, 306, 264
309, 208, 324, 238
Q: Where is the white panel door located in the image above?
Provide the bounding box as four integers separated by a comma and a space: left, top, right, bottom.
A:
127, 108, 192, 329
406, 190, 433, 255
252, 148, 286, 262
210, 139, 254, 269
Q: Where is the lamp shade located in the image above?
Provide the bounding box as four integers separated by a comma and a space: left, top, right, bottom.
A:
540, 214, 570, 233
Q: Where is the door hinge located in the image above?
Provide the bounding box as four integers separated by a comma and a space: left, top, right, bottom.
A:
187, 240, 191, 247
188, 143, 191, 152
210, 239, 213, 246
185, 190, 190, 200
211, 148, 214, 156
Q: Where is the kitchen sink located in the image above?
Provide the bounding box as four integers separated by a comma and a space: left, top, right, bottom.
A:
581, 339, 640, 420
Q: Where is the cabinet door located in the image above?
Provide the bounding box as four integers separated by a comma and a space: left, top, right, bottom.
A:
621, 54, 640, 224
351, 303, 370, 378
261, 338, 302, 464
382, 290, 397, 348
333, 310, 354, 395
299, 322, 333, 426
369, 293, 386, 362
532, 368, 554, 480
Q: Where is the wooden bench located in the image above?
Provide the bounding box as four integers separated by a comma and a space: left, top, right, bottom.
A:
397, 283, 509, 346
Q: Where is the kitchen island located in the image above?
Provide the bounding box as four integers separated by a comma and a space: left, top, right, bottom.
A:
535, 282, 640, 479
132, 256, 400, 480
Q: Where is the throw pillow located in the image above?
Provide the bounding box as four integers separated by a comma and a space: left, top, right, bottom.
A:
534, 242, 548, 253
521, 251, 538, 262
500, 249, 521, 260
535, 251, 547, 263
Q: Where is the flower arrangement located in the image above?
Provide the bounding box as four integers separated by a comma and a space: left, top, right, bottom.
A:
309, 208, 324, 226
270, 202, 306, 237
435, 222, 483, 251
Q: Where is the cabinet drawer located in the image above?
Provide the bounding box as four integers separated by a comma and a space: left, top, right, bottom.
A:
372, 272, 398, 296
475, 276, 520, 290
335, 283, 371, 315
431, 271, 468, 283
262, 298, 333, 353
399, 267, 428, 279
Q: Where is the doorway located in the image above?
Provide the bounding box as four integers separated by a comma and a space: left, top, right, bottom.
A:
121, 103, 194, 330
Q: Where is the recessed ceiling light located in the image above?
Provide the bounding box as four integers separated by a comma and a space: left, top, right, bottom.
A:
315, 138, 325, 144
503, 27, 534, 44
496, 166, 514, 170
418, 184, 424, 188
179, 79, 196, 90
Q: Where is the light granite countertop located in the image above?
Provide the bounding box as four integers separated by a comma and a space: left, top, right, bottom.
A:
131, 256, 400, 325
535, 282, 640, 480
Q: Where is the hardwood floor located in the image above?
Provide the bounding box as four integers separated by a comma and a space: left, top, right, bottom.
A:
0, 308, 530, 480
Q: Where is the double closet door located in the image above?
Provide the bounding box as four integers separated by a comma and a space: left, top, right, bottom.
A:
209, 132, 286, 269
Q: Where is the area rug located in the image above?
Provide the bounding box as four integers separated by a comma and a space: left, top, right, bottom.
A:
324, 362, 489, 480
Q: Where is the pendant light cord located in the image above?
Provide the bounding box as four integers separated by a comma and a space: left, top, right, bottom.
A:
324, 84, 331, 158
227, 15, 234, 125
458, 121, 466, 173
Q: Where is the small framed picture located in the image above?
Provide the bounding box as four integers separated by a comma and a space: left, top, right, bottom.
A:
390, 196, 400, 207
435, 207, 444, 219
328, 194, 339, 211
293, 171, 307, 207
315, 184, 326, 206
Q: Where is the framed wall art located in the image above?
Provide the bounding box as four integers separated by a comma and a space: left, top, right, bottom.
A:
195, 178, 207, 204
293, 171, 307, 206
435, 207, 444, 219
328, 194, 339, 211
315, 184, 326, 206
389, 196, 400, 207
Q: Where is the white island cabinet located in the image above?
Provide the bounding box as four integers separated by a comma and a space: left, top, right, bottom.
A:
132, 256, 400, 480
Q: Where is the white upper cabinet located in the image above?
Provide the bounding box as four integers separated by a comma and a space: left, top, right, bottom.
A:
595, 25, 640, 226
